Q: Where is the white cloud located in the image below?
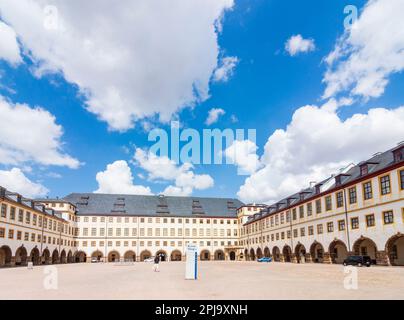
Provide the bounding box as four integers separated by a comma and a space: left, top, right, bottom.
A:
0, 168, 48, 198
237, 102, 404, 204
205, 107, 225, 125
224, 139, 261, 175
285, 34, 315, 56
95, 160, 152, 195
213, 56, 239, 82
323, 0, 404, 99
0, 0, 234, 131
134, 148, 214, 196
0, 20, 21, 65
0, 96, 80, 168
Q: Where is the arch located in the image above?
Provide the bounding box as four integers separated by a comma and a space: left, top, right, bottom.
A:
310, 242, 325, 263
108, 250, 120, 262
91, 250, 103, 262
140, 250, 152, 261
42, 248, 51, 264
385, 233, 404, 266
60, 250, 67, 264
124, 250, 136, 262
272, 246, 280, 262
0, 246, 12, 267
282, 245, 292, 262
214, 249, 225, 261
249, 248, 256, 261
75, 251, 86, 263
156, 250, 167, 262
229, 251, 236, 261
295, 243, 306, 263
353, 237, 377, 260
52, 249, 59, 264
15, 246, 28, 266
170, 250, 182, 261
264, 247, 270, 258
67, 250, 73, 263
200, 250, 211, 261
256, 247, 263, 259
29, 247, 40, 265
329, 239, 348, 264
244, 248, 249, 261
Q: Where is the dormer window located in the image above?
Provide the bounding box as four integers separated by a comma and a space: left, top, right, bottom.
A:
360, 164, 368, 176
393, 147, 404, 162
315, 184, 322, 194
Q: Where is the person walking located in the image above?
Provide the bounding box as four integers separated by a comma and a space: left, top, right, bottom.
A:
153, 255, 160, 272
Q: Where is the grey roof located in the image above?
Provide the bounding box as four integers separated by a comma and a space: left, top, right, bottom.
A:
63, 193, 244, 217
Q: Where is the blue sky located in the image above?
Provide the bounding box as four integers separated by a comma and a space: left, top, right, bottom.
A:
0, 0, 403, 202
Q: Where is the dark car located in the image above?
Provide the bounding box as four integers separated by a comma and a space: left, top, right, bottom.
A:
343, 255, 372, 267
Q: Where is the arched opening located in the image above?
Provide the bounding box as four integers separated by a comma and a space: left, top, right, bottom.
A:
91, 250, 103, 262
140, 250, 152, 261
60, 250, 67, 264
295, 243, 306, 263
29, 247, 40, 265
108, 251, 120, 262
244, 248, 249, 261
0, 246, 12, 267
156, 250, 167, 262
124, 250, 136, 262
42, 249, 51, 264
264, 247, 270, 258
386, 233, 404, 266
249, 248, 256, 261
67, 250, 73, 263
256, 248, 263, 259
353, 237, 377, 261
310, 242, 324, 263
52, 249, 59, 264
214, 249, 225, 261
15, 246, 28, 266
329, 240, 348, 264
170, 250, 182, 261
272, 247, 280, 262
200, 250, 210, 261
282, 245, 292, 262
75, 251, 87, 263
229, 251, 236, 261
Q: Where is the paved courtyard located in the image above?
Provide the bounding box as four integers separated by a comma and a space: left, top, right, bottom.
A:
0, 261, 403, 300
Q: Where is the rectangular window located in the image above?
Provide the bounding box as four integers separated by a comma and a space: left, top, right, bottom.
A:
293, 229, 298, 238
380, 175, 391, 195
0, 227, 5, 238
299, 206, 304, 218
307, 203, 312, 216
18, 209, 23, 222
325, 196, 332, 211
351, 217, 359, 229
300, 227, 305, 237
363, 181, 373, 200
349, 187, 357, 204
383, 211, 394, 224
366, 214, 375, 227
400, 170, 404, 190
0, 204, 6, 218
292, 209, 297, 220
8, 229, 14, 239
336, 192, 343, 208
10, 207, 15, 220
315, 199, 322, 214
338, 220, 345, 231
317, 224, 323, 234
327, 222, 334, 233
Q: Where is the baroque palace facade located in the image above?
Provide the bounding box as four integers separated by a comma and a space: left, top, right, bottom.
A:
0, 144, 403, 267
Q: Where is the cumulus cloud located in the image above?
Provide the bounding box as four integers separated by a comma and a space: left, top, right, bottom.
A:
0, 96, 80, 168
0, 0, 234, 131
323, 0, 404, 99
94, 160, 152, 195
213, 56, 239, 82
285, 34, 315, 56
205, 107, 226, 125
0, 168, 48, 198
0, 20, 21, 65
134, 148, 214, 196
237, 102, 404, 203
224, 139, 261, 175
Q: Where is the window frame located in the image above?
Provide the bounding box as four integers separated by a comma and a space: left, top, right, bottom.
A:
363, 181, 373, 200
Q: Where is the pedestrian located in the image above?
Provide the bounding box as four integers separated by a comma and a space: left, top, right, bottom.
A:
153, 255, 160, 272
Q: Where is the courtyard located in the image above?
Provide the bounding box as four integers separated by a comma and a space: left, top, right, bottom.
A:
0, 261, 403, 300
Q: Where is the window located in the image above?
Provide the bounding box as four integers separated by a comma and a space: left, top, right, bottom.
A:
317, 224, 323, 234
292, 209, 297, 220
307, 203, 312, 216
18, 209, 23, 222
300, 227, 305, 237
351, 217, 359, 229
349, 187, 357, 204
325, 196, 332, 211
363, 181, 373, 200
366, 214, 375, 227
338, 220, 345, 231
336, 192, 343, 208
315, 199, 322, 214
380, 175, 391, 195
299, 206, 304, 218
383, 211, 394, 224
0, 227, 4, 238
10, 207, 15, 220
400, 170, 404, 190
8, 229, 14, 239
327, 222, 334, 233
1, 204, 7, 218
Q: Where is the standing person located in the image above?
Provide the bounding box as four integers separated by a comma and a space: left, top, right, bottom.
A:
153, 255, 160, 272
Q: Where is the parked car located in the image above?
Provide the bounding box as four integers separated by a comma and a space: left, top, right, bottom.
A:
144, 257, 154, 262
91, 257, 100, 263
343, 255, 372, 267
257, 257, 272, 263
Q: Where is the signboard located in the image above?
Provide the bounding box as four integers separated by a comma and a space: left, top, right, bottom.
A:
185, 244, 198, 280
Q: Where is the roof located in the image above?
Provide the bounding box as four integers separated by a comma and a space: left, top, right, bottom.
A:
63, 193, 244, 217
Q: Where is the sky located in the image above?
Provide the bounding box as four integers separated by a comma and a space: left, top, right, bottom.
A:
0, 0, 403, 203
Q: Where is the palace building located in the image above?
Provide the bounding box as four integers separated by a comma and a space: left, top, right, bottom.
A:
0, 143, 403, 267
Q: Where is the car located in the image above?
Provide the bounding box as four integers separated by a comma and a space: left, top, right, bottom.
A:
257, 257, 272, 263
91, 257, 100, 263
343, 255, 372, 267
144, 257, 154, 262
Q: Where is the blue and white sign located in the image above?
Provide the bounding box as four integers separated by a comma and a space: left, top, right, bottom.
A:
185, 244, 198, 280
